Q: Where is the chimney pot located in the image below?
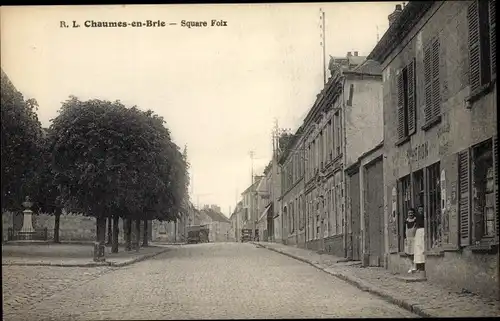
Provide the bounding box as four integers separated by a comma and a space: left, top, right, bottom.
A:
354, 51, 358, 56
395, 4, 402, 11
347, 51, 352, 57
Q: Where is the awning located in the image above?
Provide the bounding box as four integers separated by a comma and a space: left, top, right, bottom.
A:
258, 204, 272, 222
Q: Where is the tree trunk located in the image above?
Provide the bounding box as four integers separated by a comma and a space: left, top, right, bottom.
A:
106, 217, 112, 245
135, 218, 141, 251
112, 215, 119, 253
142, 219, 149, 247
96, 216, 106, 245
125, 218, 132, 251
53, 208, 61, 243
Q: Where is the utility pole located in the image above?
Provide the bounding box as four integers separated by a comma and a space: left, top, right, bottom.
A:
249, 150, 255, 185
320, 8, 327, 85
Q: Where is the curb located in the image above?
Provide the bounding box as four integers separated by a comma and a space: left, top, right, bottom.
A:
253, 242, 432, 318
2, 248, 171, 268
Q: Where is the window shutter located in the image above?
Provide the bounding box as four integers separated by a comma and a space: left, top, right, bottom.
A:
431, 39, 441, 118
468, 0, 481, 92
493, 135, 498, 242
397, 72, 405, 139
490, 0, 496, 78
459, 149, 471, 247
407, 59, 416, 134
424, 46, 433, 123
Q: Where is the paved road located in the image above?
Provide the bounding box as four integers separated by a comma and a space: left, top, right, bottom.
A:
3, 243, 417, 320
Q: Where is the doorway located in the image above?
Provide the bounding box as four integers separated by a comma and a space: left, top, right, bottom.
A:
364, 159, 384, 267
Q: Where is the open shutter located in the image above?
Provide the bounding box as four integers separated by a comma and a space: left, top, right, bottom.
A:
490, 0, 496, 78
407, 59, 416, 135
459, 149, 471, 246
493, 136, 498, 242
468, 0, 481, 92
424, 45, 433, 123
397, 72, 405, 139
431, 38, 441, 118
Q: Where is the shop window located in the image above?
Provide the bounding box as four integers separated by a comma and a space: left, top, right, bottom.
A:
459, 136, 498, 246
413, 170, 425, 209
398, 174, 411, 252
427, 162, 441, 249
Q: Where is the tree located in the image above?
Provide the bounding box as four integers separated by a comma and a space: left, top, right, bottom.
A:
33, 128, 64, 242
1, 70, 43, 211
50, 97, 189, 252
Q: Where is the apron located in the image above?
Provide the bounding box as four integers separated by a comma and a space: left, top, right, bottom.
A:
404, 226, 416, 255
413, 228, 425, 264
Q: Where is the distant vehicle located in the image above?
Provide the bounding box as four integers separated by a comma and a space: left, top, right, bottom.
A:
241, 229, 252, 242
187, 225, 210, 244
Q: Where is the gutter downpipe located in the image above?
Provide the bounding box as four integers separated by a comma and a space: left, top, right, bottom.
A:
341, 74, 349, 260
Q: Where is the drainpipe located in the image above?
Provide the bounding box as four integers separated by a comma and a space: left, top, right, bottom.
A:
341, 74, 349, 259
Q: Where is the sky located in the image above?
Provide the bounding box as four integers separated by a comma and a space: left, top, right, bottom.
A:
1, 3, 398, 217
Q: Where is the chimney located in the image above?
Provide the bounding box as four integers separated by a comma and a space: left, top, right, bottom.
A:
354, 51, 358, 57
388, 4, 403, 27
347, 51, 352, 57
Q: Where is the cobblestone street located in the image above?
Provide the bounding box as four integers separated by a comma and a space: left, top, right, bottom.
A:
3, 242, 416, 320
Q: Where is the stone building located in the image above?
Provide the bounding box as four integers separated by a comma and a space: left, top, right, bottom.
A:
301, 67, 345, 255
342, 59, 384, 264
368, 1, 497, 299
200, 206, 231, 242
256, 165, 273, 242
241, 177, 263, 239
279, 127, 305, 246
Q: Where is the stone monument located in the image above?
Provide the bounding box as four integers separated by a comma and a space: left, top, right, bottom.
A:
19, 196, 36, 240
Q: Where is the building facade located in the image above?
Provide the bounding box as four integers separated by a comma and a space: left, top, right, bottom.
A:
342, 59, 384, 264
302, 66, 346, 256
278, 128, 305, 246
369, 1, 497, 298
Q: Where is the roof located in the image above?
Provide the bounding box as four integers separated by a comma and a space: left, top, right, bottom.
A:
241, 177, 262, 195
347, 59, 382, 75
367, 1, 435, 63
201, 208, 230, 223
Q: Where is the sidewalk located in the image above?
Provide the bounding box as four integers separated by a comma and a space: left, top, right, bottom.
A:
2, 242, 176, 267
253, 241, 500, 318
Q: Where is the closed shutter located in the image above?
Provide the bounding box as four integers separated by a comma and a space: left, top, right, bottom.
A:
459, 149, 471, 246
407, 59, 416, 135
397, 72, 405, 140
490, 0, 496, 78
468, 0, 481, 92
424, 45, 433, 123
432, 39, 441, 118
493, 136, 498, 242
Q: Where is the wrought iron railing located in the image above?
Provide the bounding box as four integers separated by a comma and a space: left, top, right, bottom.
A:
7, 227, 48, 241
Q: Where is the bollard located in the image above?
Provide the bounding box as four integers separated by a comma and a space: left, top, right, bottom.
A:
93, 242, 106, 262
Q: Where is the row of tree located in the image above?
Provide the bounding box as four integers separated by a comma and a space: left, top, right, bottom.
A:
1, 69, 189, 252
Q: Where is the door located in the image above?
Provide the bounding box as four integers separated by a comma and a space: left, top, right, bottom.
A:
350, 171, 361, 261
365, 159, 384, 267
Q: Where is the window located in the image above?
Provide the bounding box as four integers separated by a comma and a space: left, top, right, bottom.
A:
459, 136, 498, 246
427, 162, 441, 249
327, 120, 333, 161
396, 59, 416, 140
468, 0, 496, 94
333, 112, 342, 157
423, 38, 441, 126
290, 201, 294, 233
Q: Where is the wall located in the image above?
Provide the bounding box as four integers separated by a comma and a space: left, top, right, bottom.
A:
345, 75, 384, 168
282, 178, 304, 246
381, 1, 497, 298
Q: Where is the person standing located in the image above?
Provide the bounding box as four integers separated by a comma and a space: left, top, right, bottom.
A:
405, 208, 417, 273
412, 205, 426, 273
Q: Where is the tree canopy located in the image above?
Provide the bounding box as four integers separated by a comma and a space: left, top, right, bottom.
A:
1, 70, 43, 211
49, 96, 188, 222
